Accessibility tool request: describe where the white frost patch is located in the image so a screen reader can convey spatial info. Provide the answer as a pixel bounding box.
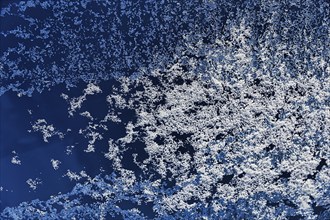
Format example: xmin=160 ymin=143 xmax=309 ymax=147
xmin=79 ymin=122 xmax=106 ymax=153
xmin=65 ymin=145 xmax=75 ymax=155
xmin=50 ymin=159 xmax=61 ymax=170
xmin=31 ymin=119 xmax=64 ymax=142
xmin=65 ymin=170 xmax=81 ymax=181
xmin=104 ymin=139 xmax=120 ymax=161
xmin=84 ymin=83 xmax=102 ymax=95
xmin=64 ymin=170 xmax=91 ymax=182
xmin=11 ymin=151 xmax=21 ymax=165
xmin=117 ymin=122 xmax=137 ymax=145
xmin=63 ymin=83 xmax=102 ymax=116
xmin=80 ymin=111 xmax=94 ymax=120
xmin=26 ymin=178 xmax=42 ymax=190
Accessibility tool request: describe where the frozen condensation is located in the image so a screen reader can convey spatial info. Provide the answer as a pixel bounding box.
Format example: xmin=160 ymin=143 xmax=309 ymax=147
xmin=1 ymin=0 xmax=330 ymax=219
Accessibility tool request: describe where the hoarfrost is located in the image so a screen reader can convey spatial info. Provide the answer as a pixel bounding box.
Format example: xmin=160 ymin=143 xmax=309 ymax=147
xmin=11 ymin=151 xmax=21 ymax=165
xmin=64 ymin=83 xmax=102 ymax=116
xmin=31 ymin=119 xmax=64 ymax=142
xmin=1 ymin=0 xmax=330 ymax=219
xmin=50 ymin=159 xmax=61 ymax=170
xmin=26 ymin=178 xmax=42 ymax=191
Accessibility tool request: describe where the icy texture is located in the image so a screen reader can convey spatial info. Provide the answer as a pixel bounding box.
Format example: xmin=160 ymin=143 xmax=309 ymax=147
xmin=1 ymin=0 xmax=218 ymax=96
xmin=26 ymin=178 xmax=42 ymax=191
xmin=31 ymin=119 xmax=64 ymax=142
xmin=11 ymin=151 xmax=21 ymax=165
xmin=1 ymin=0 xmax=330 ymax=219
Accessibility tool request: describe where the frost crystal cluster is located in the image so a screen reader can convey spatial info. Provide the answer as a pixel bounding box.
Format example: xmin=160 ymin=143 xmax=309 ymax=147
xmin=1 ymin=0 xmax=330 ymax=219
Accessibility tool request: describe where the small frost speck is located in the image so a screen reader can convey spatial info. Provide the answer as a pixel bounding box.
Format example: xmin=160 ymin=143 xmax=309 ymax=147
xmin=50 ymin=159 xmax=61 ymax=170
xmin=26 ymin=178 xmax=42 ymax=190
xmin=11 ymin=151 xmax=21 ymax=165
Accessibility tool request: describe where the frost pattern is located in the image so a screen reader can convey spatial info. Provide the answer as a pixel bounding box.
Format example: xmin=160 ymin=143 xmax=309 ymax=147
xmin=26 ymin=178 xmax=42 ymax=191
xmin=0 ymin=0 xmax=218 ymax=96
xmin=11 ymin=151 xmax=21 ymax=165
xmin=1 ymin=0 xmax=330 ymax=219
xmin=31 ymin=119 xmax=64 ymax=142
xmin=63 ymin=83 xmax=102 ymax=116
xmin=50 ymin=159 xmax=61 ymax=170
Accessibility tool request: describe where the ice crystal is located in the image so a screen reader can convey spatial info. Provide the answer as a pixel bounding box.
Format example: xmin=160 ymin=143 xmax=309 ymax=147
xmin=10 ymin=151 xmax=21 ymax=165
xmin=31 ymin=119 xmax=64 ymax=142
xmin=50 ymin=159 xmax=61 ymax=170
xmin=1 ymin=0 xmax=330 ymax=219
xmin=26 ymin=178 xmax=42 ymax=191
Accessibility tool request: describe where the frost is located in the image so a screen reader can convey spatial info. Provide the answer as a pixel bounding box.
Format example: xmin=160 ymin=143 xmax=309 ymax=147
xmin=104 ymin=140 xmax=120 ymax=162
xmin=64 ymin=170 xmax=92 ymax=183
xmin=11 ymin=151 xmax=21 ymax=165
xmin=50 ymin=159 xmax=61 ymax=170
xmin=79 ymin=123 xmax=105 ymax=153
xmin=117 ymin=122 xmax=137 ymax=145
xmin=64 ymin=83 xmax=102 ymax=116
xmin=84 ymin=83 xmax=102 ymax=95
xmin=26 ymin=178 xmax=42 ymax=191
xmin=80 ymin=111 xmax=94 ymax=120
xmin=65 ymin=145 xmax=75 ymax=155
xmin=31 ymin=119 xmax=64 ymax=142
xmin=65 ymin=170 xmax=82 ymax=181
xmin=1 ymin=0 xmax=330 ymax=219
